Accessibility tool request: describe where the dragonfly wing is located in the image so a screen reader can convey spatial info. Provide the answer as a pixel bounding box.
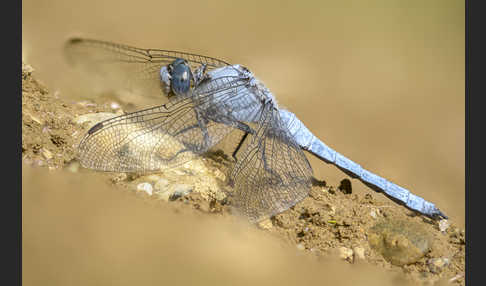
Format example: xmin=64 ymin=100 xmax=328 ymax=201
xmin=77 ymin=74 xmax=257 ymax=173
xmin=229 ymin=102 xmax=313 ymax=223
xmin=64 ymin=37 xmax=230 ymax=100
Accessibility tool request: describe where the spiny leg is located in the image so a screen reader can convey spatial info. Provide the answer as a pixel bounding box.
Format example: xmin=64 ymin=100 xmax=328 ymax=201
xmin=193 ymin=64 xmax=209 ymax=86
xmin=232 ymin=132 xmax=249 ymax=162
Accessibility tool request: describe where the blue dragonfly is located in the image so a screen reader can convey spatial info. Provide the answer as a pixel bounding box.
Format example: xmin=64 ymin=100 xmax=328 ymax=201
xmin=65 ymin=38 xmax=447 ymax=222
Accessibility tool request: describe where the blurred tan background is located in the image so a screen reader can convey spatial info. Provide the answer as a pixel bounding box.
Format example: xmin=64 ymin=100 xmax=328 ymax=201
xmin=23 ymin=0 xmax=464 ymax=225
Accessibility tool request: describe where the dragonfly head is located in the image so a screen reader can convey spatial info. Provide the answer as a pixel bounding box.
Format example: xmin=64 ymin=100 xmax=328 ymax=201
xmin=165 ymin=58 xmax=192 ymax=97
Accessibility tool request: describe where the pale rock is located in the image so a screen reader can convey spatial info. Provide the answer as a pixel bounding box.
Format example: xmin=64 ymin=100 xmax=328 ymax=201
xmin=22 ymin=62 xmax=34 ymax=74
xmin=257 ymin=218 xmax=273 ymax=230
xmin=110 ymin=102 xmax=121 ymax=110
xmin=370 ymin=208 xmax=381 ymax=219
xmin=438 ymin=219 xmax=450 ymax=233
xmin=338 ymin=247 xmax=354 ymax=261
xmin=448 ymin=273 xmax=464 ymax=283
xmin=427 ymin=257 xmax=450 ymax=274
xmin=41 ymin=148 xmax=53 ymax=160
xmin=136 ymin=182 xmax=153 ymax=196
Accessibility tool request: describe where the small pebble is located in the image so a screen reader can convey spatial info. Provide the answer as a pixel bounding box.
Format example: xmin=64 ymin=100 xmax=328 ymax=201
xmin=41 ymin=148 xmax=53 ymax=160
xmin=110 ymin=102 xmax=121 ymax=110
xmin=370 ymin=209 xmax=380 ymax=219
xmin=257 ymin=218 xmax=273 ymax=230
xmin=448 ymin=273 xmax=463 ymax=283
xmin=296 ymin=243 xmax=305 ymax=251
xmin=427 ymin=257 xmax=450 ymax=274
xmin=136 ymin=182 xmax=153 ymax=196
xmin=111 ymin=173 xmax=128 ymax=183
xmin=338 ymin=247 xmax=354 ymax=261
xmin=329 ymin=205 xmax=336 ymax=215
xmin=22 ymin=62 xmax=34 ymax=74
xmin=438 ymin=219 xmax=450 ymax=233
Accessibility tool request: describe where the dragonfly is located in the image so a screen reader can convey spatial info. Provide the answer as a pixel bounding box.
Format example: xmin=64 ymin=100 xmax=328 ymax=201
xmin=64 ymin=38 xmax=447 ymax=222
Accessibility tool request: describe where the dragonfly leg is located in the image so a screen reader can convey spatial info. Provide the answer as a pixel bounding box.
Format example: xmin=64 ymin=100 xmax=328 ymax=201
xmin=232 ymin=132 xmax=249 ymax=162
xmin=193 ymin=64 xmax=209 ymax=86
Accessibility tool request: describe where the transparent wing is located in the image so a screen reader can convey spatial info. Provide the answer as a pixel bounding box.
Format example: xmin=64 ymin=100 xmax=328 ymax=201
xmin=229 ymin=102 xmax=313 ymax=223
xmin=64 ymin=37 xmax=230 ymax=99
xmin=77 ymin=75 xmax=255 ymax=173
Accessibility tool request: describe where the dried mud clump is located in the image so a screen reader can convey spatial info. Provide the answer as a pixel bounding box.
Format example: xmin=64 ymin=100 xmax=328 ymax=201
xmin=21 ymin=62 xmax=110 ymax=170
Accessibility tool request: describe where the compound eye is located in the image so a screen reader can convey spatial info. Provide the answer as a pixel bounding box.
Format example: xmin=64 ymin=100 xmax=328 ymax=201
xmin=181 ymin=70 xmax=189 ymax=81
xmin=172 ymin=69 xmax=191 ymax=95
xmin=173 ymin=78 xmax=190 ymax=94
xmin=168 ymin=58 xmax=192 ymax=96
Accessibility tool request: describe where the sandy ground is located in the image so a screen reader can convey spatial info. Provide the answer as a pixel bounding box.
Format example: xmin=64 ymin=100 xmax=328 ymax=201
xmin=22 ymin=61 xmax=464 ymax=285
